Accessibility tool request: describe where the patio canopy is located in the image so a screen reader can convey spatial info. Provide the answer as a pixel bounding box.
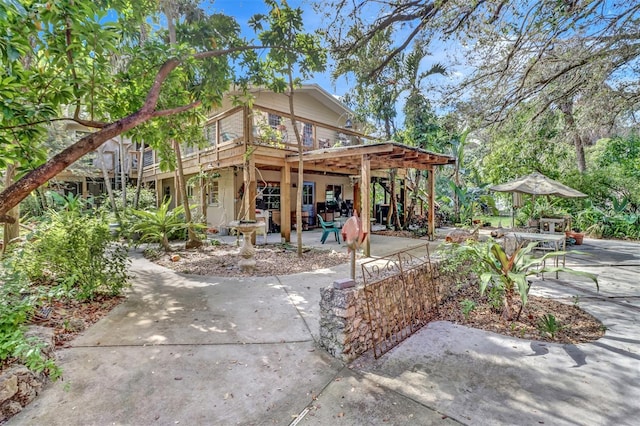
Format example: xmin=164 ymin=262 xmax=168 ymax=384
xmin=490 ymin=172 xmax=587 ymax=198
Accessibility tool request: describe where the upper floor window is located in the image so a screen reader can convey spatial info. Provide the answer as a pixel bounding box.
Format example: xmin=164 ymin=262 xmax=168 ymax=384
xmin=205 ymin=123 xmax=217 ymax=146
xmin=143 ymin=150 xmax=154 ymax=167
xmin=268 ymin=113 xmax=282 ymax=128
xmin=302 ymin=122 xmax=313 ymax=147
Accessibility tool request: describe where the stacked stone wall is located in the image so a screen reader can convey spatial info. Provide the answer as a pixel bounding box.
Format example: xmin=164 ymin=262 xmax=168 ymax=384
xmin=319 ymin=260 xmax=466 ymax=362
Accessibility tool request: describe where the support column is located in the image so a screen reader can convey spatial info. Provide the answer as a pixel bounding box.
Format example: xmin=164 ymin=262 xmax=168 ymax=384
xmin=371 ymin=179 xmax=376 ymax=226
xmin=401 ymin=176 xmax=407 ymax=226
xmin=281 ymin=162 xmax=291 ymax=242
xmin=361 ymin=155 xmax=371 ymax=257
xmin=428 ymin=166 xmax=435 ymax=241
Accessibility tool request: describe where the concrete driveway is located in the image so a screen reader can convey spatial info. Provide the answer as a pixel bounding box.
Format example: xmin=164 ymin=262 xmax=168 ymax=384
xmin=9 ymin=235 xmax=640 ymax=425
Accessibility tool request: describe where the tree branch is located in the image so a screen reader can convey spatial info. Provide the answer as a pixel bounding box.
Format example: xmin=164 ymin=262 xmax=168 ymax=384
xmin=151 ymin=101 xmax=202 ymax=118
xmin=0 ymin=117 xmax=109 ymax=131
xmin=0 ymin=44 xmax=283 ymax=219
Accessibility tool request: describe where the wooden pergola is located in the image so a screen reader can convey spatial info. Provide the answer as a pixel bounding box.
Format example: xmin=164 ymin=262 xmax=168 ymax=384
xmin=284 ymin=142 xmax=455 ymax=255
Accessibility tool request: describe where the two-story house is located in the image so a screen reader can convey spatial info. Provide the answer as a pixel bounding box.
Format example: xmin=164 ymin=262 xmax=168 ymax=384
xmin=139 ymin=84 xmax=455 ymax=252
xmin=52 ymin=84 xmax=454 ymax=252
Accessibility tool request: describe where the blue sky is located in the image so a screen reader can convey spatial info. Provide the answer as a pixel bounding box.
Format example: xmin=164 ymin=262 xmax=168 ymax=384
xmin=206 ymin=0 xmax=345 ymax=94
xmin=205 ymin=0 xmax=466 ymax=116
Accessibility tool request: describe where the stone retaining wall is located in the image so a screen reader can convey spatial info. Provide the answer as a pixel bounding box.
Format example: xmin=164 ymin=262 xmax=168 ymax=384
xmin=319 ymin=260 xmax=467 ymax=362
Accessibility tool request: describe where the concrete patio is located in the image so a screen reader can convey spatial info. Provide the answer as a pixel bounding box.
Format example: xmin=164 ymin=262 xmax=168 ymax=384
xmin=9 ymin=233 xmax=640 ymax=425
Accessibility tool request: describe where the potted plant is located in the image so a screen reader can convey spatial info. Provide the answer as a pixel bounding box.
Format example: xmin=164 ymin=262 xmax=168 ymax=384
xmin=565 ymin=228 xmax=585 ymax=245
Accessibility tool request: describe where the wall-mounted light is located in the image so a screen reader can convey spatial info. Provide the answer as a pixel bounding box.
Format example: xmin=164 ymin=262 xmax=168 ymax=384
xmin=344 ymin=118 xmax=353 ymax=129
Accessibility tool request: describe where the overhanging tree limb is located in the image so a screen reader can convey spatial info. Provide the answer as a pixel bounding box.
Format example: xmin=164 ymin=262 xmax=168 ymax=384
xmin=0 ymin=45 xmax=271 ymax=219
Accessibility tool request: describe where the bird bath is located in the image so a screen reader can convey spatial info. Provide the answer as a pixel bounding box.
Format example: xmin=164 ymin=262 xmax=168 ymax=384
xmin=228 ymin=220 xmax=263 ymax=273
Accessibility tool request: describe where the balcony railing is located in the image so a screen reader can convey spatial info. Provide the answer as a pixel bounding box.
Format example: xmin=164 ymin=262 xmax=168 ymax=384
xmin=141 ymin=106 xmax=376 ymax=170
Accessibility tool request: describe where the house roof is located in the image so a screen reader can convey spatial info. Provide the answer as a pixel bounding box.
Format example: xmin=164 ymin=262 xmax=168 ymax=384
xmin=285 ymin=142 xmax=455 ymax=174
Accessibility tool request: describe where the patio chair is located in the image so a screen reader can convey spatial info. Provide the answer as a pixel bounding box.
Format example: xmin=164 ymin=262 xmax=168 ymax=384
xmin=317 ymin=214 xmax=340 ymax=244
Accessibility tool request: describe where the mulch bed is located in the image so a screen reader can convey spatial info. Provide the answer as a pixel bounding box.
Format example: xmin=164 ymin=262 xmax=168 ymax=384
xmin=433 ymin=284 xmax=605 ymax=344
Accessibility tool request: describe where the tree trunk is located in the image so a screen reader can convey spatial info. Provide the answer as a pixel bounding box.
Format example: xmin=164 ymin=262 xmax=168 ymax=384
xmin=285 ymin=69 xmax=305 ymax=257
xmin=2 ymin=165 xmax=20 ymax=256
xmin=573 ymin=133 xmax=587 ymax=173
xmin=174 ymin=140 xmax=202 ymax=249
xmin=559 ymin=100 xmax=587 ymax=173
xmin=405 ymin=170 xmax=421 ymax=226
xmin=199 ymin=172 xmax=208 ymax=225
xmin=133 ymin=141 xmax=145 ymax=209
xmin=118 ymin=136 xmax=127 ymax=204
xmin=99 ymin=147 xmax=118 ymax=216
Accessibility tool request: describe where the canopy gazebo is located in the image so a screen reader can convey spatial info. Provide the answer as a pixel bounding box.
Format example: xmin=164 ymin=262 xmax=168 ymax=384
xmin=490 ymin=172 xmax=587 ymax=228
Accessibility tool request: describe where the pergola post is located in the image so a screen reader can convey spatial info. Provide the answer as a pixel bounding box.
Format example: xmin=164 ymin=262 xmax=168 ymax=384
xmin=361 ymin=155 xmax=371 ymax=256
xmin=428 ymin=166 xmax=435 ymax=241
xmin=281 ymin=162 xmax=291 ymax=242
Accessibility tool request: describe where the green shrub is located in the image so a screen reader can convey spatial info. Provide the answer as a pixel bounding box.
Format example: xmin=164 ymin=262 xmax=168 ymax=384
xmin=110 ymin=185 xmax=157 ymax=212
xmin=435 ymin=242 xmax=476 ymax=285
xmin=14 ymin=209 xmax=130 ymax=301
xmin=0 ymin=264 xmax=61 ymax=379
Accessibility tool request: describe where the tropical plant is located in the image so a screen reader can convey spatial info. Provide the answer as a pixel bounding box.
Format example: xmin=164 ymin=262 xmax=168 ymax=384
xmin=48 ymin=192 xmax=87 ymax=213
xmin=538 ymin=314 xmax=561 ymax=339
xmin=460 ymin=299 xmax=476 ymax=320
xmin=462 ymin=240 xmax=598 ymax=321
xmin=130 ymin=199 xmax=192 ymax=251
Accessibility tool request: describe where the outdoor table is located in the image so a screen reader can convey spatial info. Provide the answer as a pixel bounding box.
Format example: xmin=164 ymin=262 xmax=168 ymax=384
xmin=511 ymin=232 xmax=566 ymax=278
xmin=334 ymin=217 xmax=347 ymax=228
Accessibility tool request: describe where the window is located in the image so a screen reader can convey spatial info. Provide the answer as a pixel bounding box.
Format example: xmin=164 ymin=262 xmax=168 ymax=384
xmin=143 ymin=150 xmax=154 ymax=167
xmin=302 ymin=182 xmax=314 ymax=205
xmin=182 ymin=143 xmax=196 ymax=156
xmin=207 ymin=180 xmax=219 ymax=205
xmin=268 ymin=113 xmax=282 ymax=128
xmin=257 ymin=182 xmax=280 ymax=210
xmin=204 ymin=123 xmax=217 ymax=146
xmin=302 ymin=122 xmax=313 ymax=147
xmin=325 ymin=184 xmax=342 ymax=211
